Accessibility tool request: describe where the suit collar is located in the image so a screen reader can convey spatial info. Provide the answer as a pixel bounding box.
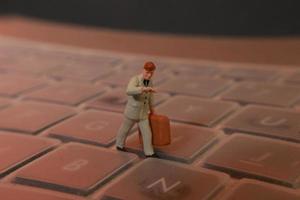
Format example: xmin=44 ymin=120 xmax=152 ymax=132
xmin=137 ymin=73 xmax=152 ymax=86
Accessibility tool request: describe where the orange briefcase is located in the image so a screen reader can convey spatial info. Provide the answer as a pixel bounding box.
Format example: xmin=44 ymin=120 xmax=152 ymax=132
xmin=138 ymin=113 xmax=171 ymax=146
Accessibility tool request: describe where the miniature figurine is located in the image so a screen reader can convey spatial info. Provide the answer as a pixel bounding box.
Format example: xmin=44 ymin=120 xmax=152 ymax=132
xmin=116 ymin=61 xmax=157 ymax=157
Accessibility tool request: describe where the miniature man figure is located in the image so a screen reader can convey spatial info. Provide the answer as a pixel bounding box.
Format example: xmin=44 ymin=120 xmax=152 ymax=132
xmin=116 ymin=61 xmax=157 ymax=157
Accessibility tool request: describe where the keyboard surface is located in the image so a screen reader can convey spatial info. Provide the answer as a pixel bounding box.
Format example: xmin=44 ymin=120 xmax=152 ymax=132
xmin=0 ymin=37 xmax=299 ymax=199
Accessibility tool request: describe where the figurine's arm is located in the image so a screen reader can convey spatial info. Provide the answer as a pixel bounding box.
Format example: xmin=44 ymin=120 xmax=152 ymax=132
xmin=149 ymin=93 xmax=155 ymax=114
xmin=149 ymin=81 xmax=155 ymax=114
xmin=126 ymin=76 xmax=143 ymax=95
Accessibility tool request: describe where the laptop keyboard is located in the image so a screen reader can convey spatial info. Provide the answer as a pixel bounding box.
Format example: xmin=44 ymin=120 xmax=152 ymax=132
xmin=0 ymin=37 xmax=299 ymax=199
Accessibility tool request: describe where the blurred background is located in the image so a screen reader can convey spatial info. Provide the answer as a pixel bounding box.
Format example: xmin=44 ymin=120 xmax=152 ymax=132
xmin=0 ymin=0 xmax=299 ymax=65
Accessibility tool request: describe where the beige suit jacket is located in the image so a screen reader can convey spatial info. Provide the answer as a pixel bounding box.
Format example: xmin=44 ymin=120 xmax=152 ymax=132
xmin=124 ymin=74 xmax=154 ymax=120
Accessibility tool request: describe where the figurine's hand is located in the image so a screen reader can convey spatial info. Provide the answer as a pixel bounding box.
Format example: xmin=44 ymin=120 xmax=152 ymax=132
xmin=141 ymin=87 xmax=148 ymax=93
xmin=150 ymin=107 xmax=155 ymax=114
xmin=147 ymin=87 xmax=156 ymax=93
xmin=142 ymin=87 xmax=156 ymax=93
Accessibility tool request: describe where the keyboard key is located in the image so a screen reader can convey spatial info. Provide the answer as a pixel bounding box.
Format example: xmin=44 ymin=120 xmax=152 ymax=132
xmin=295 ymin=102 xmax=300 ymax=111
xmin=168 ymin=63 xmax=220 ymax=77
xmin=0 ymin=97 xmax=10 ymax=109
xmin=204 ymin=134 xmax=300 ymax=188
xmin=221 ymin=82 xmax=300 ymax=107
xmin=0 ymin=131 xmax=59 ymax=177
xmin=47 ymin=110 xmax=124 ymax=147
xmin=0 ymin=184 xmax=86 ymax=200
xmin=48 ymin=66 xmax=114 ymax=82
xmin=0 ymin=47 xmax=61 ymax=75
xmin=221 ymin=67 xmax=279 ymax=81
xmin=46 ymin=53 xmax=119 ymax=70
xmin=100 ymin=159 xmax=229 ymax=200
xmin=102 ymin=71 xmax=136 ymax=87
xmin=5 ymin=56 xmax=59 ymax=75
xmin=153 ymin=92 xmax=171 ymax=105
xmin=102 ymin=70 xmax=168 ymax=87
xmin=284 ymin=72 xmax=300 ymax=85
xmin=0 ymin=74 xmax=45 ymax=97
xmin=86 ymin=88 xmax=170 ymax=113
xmin=0 ymin=66 xmax=9 ymax=74
xmin=85 ymin=88 xmax=127 ymax=112
xmin=13 ymin=143 xmax=137 ymax=196
xmin=156 ymin=95 xmax=238 ymax=127
xmin=159 ymin=76 xmax=231 ymax=97
xmin=222 ymin=105 xmax=300 ymax=142
xmin=0 ymin=102 xmax=75 ymax=134
xmin=126 ymin=122 xmax=218 ymax=163
xmin=219 ymin=179 xmax=300 ymax=200
xmin=25 ymin=83 xmax=105 ymax=106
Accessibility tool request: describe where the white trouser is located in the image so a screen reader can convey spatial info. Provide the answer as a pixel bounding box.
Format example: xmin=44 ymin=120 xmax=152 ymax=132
xmin=116 ymin=117 xmax=154 ymax=156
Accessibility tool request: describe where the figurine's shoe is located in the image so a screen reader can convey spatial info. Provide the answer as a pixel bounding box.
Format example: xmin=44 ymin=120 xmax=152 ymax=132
xmin=116 ymin=146 xmax=127 ymax=152
xmin=145 ymin=153 xmax=159 ymax=158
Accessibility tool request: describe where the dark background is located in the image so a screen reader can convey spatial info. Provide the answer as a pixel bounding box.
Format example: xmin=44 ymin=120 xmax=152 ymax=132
xmin=0 ymin=0 xmax=299 ymax=36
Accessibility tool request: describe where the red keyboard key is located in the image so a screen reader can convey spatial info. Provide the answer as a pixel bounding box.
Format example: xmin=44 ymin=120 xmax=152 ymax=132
xmin=126 ymin=122 xmax=218 ymax=163
xmin=47 ymin=110 xmax=124 ymax=147
xmin=221 ymin=82 xmax=300 ymax=107
xmin=86 ymin=88 xmax=170 ymax=113
xmin=157 ymin=95 xmax=238 ymax=127
xmin=85 ymin=88 xmax=127 ymax=113
xmin=168 ymin=62 xmax=220 ymax=77
xmin=159 ymin=77 xmax=231 ymax=97
xmin=204 ymin=134 xmax=300 ymax=188
xmin=0 ymin=102 xmax=75 ymax=134
xmin=102 ymin=70 xmax=168 ymax=87
xmin=285 ymin=72 xmax=300 ymax=85
xmin=13 ymin=143 xmax=137 ymax=196
xmin=222 ymin=105 xmax=300 ymax=142
xmin=0 ymin=184 xmax=87 ymax=200
xmin=219 ymin=179 xmax=300 ymax=200
xmin=0 ymin=74 xmax=45 ymax=97
xmin=100 ymin=159 xmax=229 ymax=200
xmin=0 ymin=131 xmax=59 ymax=177
xmin=49 ymin=66 xmax=114 ymax=82
xmin=26 ymin=83 xmax=105 ymax=106
xmin=0 ymin=97 xmax=10 ymax=109
xmin=221 ymin=67 xmax=279 ymax=81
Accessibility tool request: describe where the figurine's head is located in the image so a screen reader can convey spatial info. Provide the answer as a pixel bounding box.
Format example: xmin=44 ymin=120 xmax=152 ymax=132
xmin=143 ymin=61 xmax=156 ymax=80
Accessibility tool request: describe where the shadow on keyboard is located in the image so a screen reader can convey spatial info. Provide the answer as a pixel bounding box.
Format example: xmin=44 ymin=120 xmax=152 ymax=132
xmin=0 ymin=37 xmax=299 ymax=199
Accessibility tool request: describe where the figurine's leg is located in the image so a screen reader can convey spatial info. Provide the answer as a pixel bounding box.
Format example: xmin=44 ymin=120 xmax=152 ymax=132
xmin=138 ymin=119 xmax=154 ymax=156
xmin=116 ymin=117 xmax=135 ymax=148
